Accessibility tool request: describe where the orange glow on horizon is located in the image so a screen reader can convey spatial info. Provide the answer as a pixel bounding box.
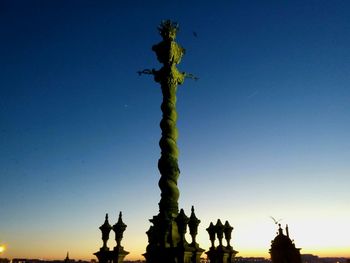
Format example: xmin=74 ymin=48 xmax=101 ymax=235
xmin=0 ymin=245 xmax=5 ymax=253
xmin=4 ymin=247 xmax=350 ymax=261
xmin=3 ymin=213 xmax=350 ymax=261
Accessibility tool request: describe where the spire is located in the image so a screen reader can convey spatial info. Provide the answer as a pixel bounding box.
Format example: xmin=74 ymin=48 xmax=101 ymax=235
xmin=286 ymin=224 xmax=289 ymax=237
xmin=94 ymin=212 xmax=129 ymax=263
xmin=188 ymin=206 xmax=201 ymax=246
xmin=99 ymin=213 xmax=112 ymax=250
xmin=278 ymin=224 xmax=283 ymax=235
xmin=64 ymin=252 xmax=70 ymax=263
xmin=113 ymin=211 xmax=127 ymax=248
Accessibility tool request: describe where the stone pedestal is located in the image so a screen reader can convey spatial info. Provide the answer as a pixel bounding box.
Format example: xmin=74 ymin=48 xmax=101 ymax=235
xmin=111 ymin=246 xmax=129 ymax=263
xmin=144 ymin=208 xmax=204 ymax=263
xmin=94 ymin=246 xmax=129 ymax=263
xmin=94 ymin=248 xmax=110 ymax=263
xmin=206 ymin=245 xmax=238 ymax=263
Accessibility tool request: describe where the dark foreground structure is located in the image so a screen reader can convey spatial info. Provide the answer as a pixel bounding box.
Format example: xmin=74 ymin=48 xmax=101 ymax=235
xmin=94 ymin=20 xmax=238 ymax=263
xmin=94 ymin=213 xmax=129 ymax=263
xmin=270 ymin=224 xmax=301 ymax=263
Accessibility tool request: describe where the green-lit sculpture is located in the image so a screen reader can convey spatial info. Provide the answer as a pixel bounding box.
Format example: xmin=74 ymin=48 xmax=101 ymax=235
xmin=139 ymin=20 xmax=195 ymax=218
xmin=154 ymin=20 xmax=184 ymax=216
xmin=139 ymin=20 xmax=203 ymax=263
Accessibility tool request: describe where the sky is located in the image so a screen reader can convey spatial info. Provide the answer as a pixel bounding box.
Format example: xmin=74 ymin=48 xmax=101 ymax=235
xmin=1 ymin=0 xmax=350 ymax=260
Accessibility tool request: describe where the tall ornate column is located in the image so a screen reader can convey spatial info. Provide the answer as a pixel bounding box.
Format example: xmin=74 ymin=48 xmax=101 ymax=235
xmin=140 ymin=20 xmax=202 ymax=263
xmin=139 ymin=19 xmax=190 ymax=218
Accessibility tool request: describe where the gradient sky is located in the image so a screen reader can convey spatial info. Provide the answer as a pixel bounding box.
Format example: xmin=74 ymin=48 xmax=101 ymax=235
xmin=1 ymin=0 xmax=350 ymax=260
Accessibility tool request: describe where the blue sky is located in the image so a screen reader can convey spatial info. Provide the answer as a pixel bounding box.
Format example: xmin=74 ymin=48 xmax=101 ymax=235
xmin=0 ymin=0 xmax=349 ymax=260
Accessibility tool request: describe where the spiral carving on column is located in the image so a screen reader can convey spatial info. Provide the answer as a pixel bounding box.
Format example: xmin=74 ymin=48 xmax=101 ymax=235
xmin=152 ymin=20 xmax=185 ymax=216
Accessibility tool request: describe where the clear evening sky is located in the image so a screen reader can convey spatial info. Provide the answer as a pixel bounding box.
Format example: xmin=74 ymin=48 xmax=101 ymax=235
xmin=1 ymin=0 xmax=349 ymax=260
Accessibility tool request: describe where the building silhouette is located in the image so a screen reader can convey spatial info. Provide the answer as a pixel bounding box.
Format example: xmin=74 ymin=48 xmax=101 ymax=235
xmin=270 ymin=224 xmax=301 ymax=263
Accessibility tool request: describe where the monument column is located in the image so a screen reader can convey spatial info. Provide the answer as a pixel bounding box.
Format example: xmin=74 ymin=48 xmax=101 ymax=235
xmin=140 ymin=20 xmax=201 ymax=263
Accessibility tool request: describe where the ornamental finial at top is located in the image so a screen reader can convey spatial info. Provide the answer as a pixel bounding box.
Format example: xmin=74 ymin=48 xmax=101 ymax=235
xmin=158 ymin=20 xmax=179 ymax=41
xmin=137 ymin=20 xmax=198 ymax=81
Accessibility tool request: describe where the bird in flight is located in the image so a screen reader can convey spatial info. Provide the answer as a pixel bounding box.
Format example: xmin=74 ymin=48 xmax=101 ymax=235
xmin=270 ymin=216 xmax=283 ymax=225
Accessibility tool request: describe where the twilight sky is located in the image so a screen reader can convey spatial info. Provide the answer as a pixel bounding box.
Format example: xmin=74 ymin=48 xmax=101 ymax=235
xmin=1 ymin=0 xmax=349 ymax=260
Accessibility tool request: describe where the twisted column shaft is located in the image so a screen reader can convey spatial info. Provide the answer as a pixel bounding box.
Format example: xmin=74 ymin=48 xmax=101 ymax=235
xmin=152 ymin=21 xmax=185 ymax=218
xmin=157 ymin=66 xmax=184 ymax=216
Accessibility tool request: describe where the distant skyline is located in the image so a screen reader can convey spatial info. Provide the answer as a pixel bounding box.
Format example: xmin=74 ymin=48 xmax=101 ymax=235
xmin=1 ymin=0 xmax=349 ymax=260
